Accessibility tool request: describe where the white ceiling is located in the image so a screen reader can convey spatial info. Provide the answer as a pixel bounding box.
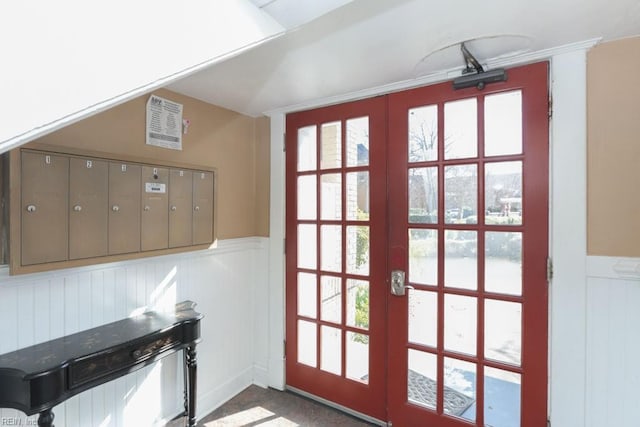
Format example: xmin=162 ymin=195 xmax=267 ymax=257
xmin=248 ymin=0 xmax=354 ymax=30
xmin=168 ymin=0 xmax=640 ymax=117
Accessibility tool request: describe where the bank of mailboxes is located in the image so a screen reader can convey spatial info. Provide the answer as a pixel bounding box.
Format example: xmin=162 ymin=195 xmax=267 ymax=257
xmin=21 ymin=150 xmax=214 ymax=266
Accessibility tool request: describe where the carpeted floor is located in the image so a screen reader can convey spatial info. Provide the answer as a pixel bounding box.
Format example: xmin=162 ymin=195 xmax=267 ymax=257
xmin=167 ymin=385 xmax=377 ymax=426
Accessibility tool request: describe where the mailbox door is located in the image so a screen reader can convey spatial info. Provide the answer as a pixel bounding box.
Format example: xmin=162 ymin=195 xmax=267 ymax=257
xmin=21 ymin=151 xmax=69 ymax=265
xmin=141 ymin=166 xmax=169 ymax=251
xmin=169 ymin=169 xmax=193 ymax=248
xmin=192 ymin=171 xmax=214 ymax=245
xmin=109 ymin=162 xmax=141 ymax=255
xmin=69 ymin=158 xmax=109 ymax=260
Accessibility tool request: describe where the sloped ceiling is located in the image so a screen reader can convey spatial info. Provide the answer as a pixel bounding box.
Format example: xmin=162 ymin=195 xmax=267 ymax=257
xmin=0 ymin=0 xmax=284 ymax=152
xmin=168 ymin=0 xmax=640 ymax=117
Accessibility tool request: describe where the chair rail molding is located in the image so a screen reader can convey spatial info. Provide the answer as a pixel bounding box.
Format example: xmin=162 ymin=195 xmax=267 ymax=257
xmin=587 ymin=255 xmax=640 ymax=280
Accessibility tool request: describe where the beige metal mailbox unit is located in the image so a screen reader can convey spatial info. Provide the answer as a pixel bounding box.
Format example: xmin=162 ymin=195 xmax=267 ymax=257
xmin=12 ymin=147 xmax=215 ymax=275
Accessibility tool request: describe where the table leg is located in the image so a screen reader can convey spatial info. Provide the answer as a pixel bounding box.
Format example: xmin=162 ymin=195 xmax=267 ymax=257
xmin=37 ymin=409 xmax=54 ymax=427
xmin=183 ymin=349 xmax=189 ymax=417
xmin=185 ymin=345 xmax=197 ymax=427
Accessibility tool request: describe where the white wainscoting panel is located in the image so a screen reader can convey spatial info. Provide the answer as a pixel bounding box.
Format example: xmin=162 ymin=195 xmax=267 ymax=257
xmin=585 ymin=256 xmax=640 ymax=427
xmin=0 ymin=237 xmax=269 ymax=426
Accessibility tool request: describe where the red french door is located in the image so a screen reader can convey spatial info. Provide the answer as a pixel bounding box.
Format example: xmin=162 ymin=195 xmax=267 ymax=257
xmin=386 ymin=62 xmax=549 ymax=426
xmin=286 ymin=62 xmax=549 ymax=427
xmin=285 ymin=96 xmax=388 ymax=420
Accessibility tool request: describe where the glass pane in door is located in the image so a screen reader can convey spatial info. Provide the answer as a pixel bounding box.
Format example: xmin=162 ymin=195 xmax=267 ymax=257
xmin=484 ymin=367 xmax=521 ymax=427
xmin=321 ymin=275 xmax=342 ymax=323
xmin=298 ymin=125 xmax=317 ymax=171
xmin=346 ymin=331 xmax=369 ymax=383
xmin=409 ymin=105 xmax=438 ymax=162
xmin=408 ymin=229 xmax=437 ymax=285
xmin=298 ymin=175 xmax=317 ymax=220
xmin=485 ymin=231 xmax=522 ymax=295
xmin=484 ymin=300 xmax=522 ymax=365
xmin=321 ymin=325 xmax=342 ymax=375
xmin=346 ymin=171 xmax=369 ymax=220
xmin=409 ymin=167 xmax=438 ymax=224
xmin=408 ymin=349 xmax=437 ymax=411
xmin=321 ymin=122 xmax=342 ymax=169
xmin=321 ymin=225 xmax=342 ymax=272
xmin=408 ymin=290 xmax=437 ymax=348
xmin=321 ymin=173 xmax=341 ymax=220
xmin=443 ymin=357 xmax=476 ymax=421
xmin=444 ymin=230 xmax=477 ymax=290
xmin=297 ymin=225 xmax=316 ymax=270
xmin=346 ymin=117 xmax=369 ymax=166
xmin=444 ymin=294 xmax=477 ymax=356
xmin=485 ymin=161 xmax=522 ymax=225
xmin=485 ymin=91 xmax=522 ymax=157
xmin=346 ymin=279 xmax=369 ymax=329
xmin=297 ymin=272 xmax=317 ymax=318
xmin=444 ymin=98 xmax=477 ymax=159
xmin=346 ymin=226 xmax=369 ymax=275
xmin=298 ymin=320 xmax=317 ymax=367
xmin=445 ymin=164 xmax=477 ymax=224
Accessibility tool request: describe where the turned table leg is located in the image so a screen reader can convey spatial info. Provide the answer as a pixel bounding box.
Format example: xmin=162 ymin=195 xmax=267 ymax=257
xmin=183 ymin=349 xmax=189 ymax=417
xmin=185 ymin=345 xmax=198 ymax=427
xmin=38 ymin=408 xmax=54 ymax=427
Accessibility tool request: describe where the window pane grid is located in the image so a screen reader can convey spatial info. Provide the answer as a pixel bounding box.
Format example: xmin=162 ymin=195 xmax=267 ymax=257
xmin=403 ymin=91 xmax=526 ymax=425
xmin=296 ymin=116 xmax=372 ymax=382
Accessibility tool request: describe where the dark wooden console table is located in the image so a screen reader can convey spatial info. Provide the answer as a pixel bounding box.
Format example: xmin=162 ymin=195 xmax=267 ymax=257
xmin=0 ymin=300 xmax=203 ymax=427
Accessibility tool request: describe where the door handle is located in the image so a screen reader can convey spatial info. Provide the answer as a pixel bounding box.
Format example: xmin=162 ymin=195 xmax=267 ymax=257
xmin=390 ymin=270 xmax=414 ymax=296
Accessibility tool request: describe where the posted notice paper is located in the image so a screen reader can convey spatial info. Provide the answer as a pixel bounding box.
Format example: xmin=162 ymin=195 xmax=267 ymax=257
xmin=146 ymin=94 xmax=183 ymax=150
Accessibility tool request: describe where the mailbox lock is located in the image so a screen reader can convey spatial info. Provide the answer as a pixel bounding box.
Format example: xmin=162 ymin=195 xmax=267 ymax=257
xmin=170 ymin=206 xmax=177 ymax=212
xmin=73 ymin=205 xmax=82 ymax=212
xmin=144 ymin=206 xmax=150 ymax=212
xmin=26 ymin=205 xmax=36 ymax=213
xmin=112 ymin=205 xmax=120 ymax=212
xmin=194 ymin=206 xmax=200 ymax=212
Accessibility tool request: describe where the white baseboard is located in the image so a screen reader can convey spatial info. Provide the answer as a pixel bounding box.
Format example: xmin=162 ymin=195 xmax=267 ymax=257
xmin=253 ymin=364 xmax=270 ymax=388
xmin=196 ymin=366 xmax=254 ymax=421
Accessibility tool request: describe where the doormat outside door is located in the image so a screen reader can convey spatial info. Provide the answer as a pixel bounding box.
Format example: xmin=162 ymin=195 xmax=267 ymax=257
xmin=407 ymin=369 xmax=475 ymax=416
xmin=363 ymin=370 xmax=475 ymax=417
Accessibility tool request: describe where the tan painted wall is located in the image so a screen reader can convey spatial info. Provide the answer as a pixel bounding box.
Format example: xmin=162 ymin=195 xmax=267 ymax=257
xmin=24 ymin=88 xmax=270 ymax=239
xmin=255 ymin=116 xmax=271 ymax=235
xmin=587 ymin=37 xmax=640 ymax=256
